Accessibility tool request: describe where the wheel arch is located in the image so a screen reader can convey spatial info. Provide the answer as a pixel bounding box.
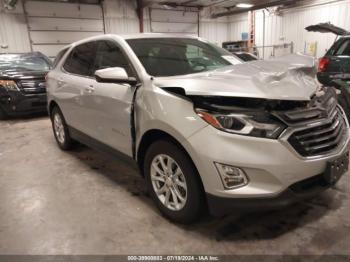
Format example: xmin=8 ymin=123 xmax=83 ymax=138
xmin=137 ymin=129 xmax=206 ymax=210
xmin=48 ymin=100 xmax=59 ymax=117
xmin=137 ymin=129 xmax=199 ymax=181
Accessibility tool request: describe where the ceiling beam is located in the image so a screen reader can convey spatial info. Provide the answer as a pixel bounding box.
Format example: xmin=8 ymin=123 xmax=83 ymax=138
xmin=211 ymin=0 xmax=298 ymax=18
xmin=205 ymin=0 xmax=233 ymax=7
xmin=182 ymin=0 xmax=199 ymax=4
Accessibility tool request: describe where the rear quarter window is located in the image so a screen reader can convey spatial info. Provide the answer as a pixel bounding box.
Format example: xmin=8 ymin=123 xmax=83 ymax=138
xmin=53 ymin=48 xmax=69 ymax=69
xmin=327 ymin=38 xmax=350 ymax=56
xmin=335 ymin=39 xmax=350 ymax=56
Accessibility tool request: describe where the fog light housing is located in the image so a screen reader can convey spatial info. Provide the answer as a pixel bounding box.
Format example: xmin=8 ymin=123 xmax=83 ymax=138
xmin=215 ymin=163 xmax=248 ymax=189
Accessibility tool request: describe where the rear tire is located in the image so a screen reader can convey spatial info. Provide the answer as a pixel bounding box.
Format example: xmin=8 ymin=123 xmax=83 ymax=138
xmin=144 ymin=140 xmax=205 ymax=224
xmin=51 ymin=106 xmax=74 ymax=150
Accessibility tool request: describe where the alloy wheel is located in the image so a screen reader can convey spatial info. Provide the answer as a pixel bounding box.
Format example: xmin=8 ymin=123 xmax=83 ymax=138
xmin=53 ymin=113 xmax=65 ymax=144
xmin=150 ymin=154 xmax=187 ymax=211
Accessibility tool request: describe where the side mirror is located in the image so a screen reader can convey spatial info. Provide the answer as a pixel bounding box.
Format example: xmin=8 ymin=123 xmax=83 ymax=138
xmin=95 ymin=67 xmax=137 ymax=85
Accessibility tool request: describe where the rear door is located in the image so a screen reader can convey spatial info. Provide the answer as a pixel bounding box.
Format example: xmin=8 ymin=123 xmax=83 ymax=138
xmin=60 ymin=41 xmax=98 ymax=136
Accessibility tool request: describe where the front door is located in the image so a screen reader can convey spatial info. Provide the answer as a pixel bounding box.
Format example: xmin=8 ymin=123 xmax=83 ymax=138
xmin=87 ymin=40 xmax=137 ymax=156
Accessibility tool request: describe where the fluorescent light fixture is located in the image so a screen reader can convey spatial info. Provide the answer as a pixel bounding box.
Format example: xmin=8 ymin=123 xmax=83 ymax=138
xmin=236 ymin=3 xmax=254 ymax=8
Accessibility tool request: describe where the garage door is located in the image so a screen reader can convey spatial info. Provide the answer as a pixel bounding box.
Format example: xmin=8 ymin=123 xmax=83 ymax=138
xmin=150 ymin=8 xmax=198 ymax=35
xmin=24 ymin=1 xmax=104 ymax=59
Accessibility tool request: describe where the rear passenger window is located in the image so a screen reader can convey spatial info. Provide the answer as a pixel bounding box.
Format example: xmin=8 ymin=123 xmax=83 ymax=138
xmin=335 ymin=40 xmax=350 ymax=56
xmin=94 ymin=40 xmax=134 ymax=76
xmin=63 ymin=42 xmax=97 ymax=76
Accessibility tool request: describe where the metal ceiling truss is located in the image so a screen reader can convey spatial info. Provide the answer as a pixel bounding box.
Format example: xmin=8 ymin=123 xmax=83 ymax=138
xmin=143 ymin=0 xmax=301 ymax=17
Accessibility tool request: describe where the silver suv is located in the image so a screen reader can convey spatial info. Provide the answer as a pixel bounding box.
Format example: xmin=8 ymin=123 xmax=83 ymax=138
xmin=47 ymin=34 xmax=350 ymax=223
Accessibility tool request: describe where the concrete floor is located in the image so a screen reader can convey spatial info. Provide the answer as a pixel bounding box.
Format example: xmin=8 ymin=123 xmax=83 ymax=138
xmin=1 ymin=116 xmax=350 ymax=255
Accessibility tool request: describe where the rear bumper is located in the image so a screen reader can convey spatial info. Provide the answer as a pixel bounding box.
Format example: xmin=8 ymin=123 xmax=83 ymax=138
xmin=207 ymin=173 xmax=332 ymax=216
xmin=0 ymin=90 xmax=47 ymax=116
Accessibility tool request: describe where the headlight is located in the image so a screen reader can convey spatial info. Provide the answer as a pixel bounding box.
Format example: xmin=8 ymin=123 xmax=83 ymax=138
xmin=195 ymin=108 xmax=285 ymax=139
xmin=0 ymin=80 xmax=19 ymax=91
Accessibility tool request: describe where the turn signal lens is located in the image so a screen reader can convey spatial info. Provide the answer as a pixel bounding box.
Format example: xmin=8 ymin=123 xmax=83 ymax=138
xmin=195 ymin=109 xmax=222 ymax=129
xmin=0 ymin=80 xmax=19 ymax=91
xmin=215 ymin=163 xmax=248 ymax=189
xmin=318 ymin=57 xmax=329 ymax=72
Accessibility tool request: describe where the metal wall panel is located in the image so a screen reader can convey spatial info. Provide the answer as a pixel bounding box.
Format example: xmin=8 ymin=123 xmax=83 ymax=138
xmin=254 ymin=10 xmax=283 ymax=58
xmin=24 ymin=0 xmax=103 ymax=58
xmin=254 ymin=0 xmax=350 ymax=58
xmin=0 ymin=13 xmax=31 ymax=53
xmin=151 ymin=21 xmax=197 ymax=34
xmin=199 ymin=20 xmax=228 ymax=46
xmin=30 ymin=31 xmax=100 ymax=44
xmin=32 ymin=44 xmax=67 ymax=58
xmin=199 ymin=8 xmax=229 ymax=46
xmin=0 ymin=0 xmax=31 ymax=53
xmin=227 ymin=13 xmax=249 ymax=42
xmin=28 ymin=17 xmax=103 ymax=31
xmin=281 ymin=0 xmax=350 ymax=57
xmin=25 ymin=1 xmax=102 ymax=19
xmin=152 ymin=9 xmax=198 ymax=23
xmin=103 ymin=0 xmax=139 ymax=34
xmin=105 ymin=18 xmax=139 ymax=34
xmin=150 ymin=8 xmax=199 ymax=35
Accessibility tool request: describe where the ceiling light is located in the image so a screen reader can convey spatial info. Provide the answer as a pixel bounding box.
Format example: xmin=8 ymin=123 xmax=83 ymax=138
xmin=236 ymin=3 xmax=254 ymax=8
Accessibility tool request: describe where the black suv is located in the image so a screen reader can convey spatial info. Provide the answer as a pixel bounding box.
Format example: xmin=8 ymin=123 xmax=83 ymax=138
xmin=306 ymin=23 xmax=350 ymax=118
xmin=0 ymin=52 xmax=52 ymax=119
xmin=306 ymin=23 xmax=350 ymax=87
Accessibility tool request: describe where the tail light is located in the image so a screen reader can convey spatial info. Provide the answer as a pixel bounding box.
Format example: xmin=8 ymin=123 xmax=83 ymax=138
xmin=318 ymin=57 xmax=330 ymax=72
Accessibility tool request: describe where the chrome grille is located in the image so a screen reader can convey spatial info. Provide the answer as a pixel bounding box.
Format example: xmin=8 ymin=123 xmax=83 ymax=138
xmin=287 ymin=107 xmax=347 ymax=157
xmin=18 ymin=80 xmax=46 ymax=94
xmin=277 ymin=87 xmax=338 ymax=125
xmin=276 ymin=87 xmax=349 ymax=157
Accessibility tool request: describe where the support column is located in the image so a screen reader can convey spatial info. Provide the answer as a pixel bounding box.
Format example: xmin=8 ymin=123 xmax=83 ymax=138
xmin=137 ymin=0 xmax=144 ymax=33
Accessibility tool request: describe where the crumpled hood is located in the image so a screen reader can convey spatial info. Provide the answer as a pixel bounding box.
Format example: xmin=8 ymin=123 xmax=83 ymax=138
xmin=154 ymin=54 xmax=318 ymax=101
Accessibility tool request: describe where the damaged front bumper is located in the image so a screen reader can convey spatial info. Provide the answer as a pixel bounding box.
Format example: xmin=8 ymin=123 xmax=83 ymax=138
xmin=184 ymin=87 xmax=350 ymax=217
xmin=186 ymin=124 xmax=350 ymax=216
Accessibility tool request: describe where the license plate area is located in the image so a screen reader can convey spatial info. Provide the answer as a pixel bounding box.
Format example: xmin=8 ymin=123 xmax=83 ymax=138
xmin=324 ymin=152 xmax=349 ymax=184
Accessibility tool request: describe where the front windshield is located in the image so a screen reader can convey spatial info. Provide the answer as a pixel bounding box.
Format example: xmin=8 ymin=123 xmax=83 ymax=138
xmin=0 ymin=54 xmax=52 ymax=72
xmin=127 ymin=38 xmax=238 ymax=77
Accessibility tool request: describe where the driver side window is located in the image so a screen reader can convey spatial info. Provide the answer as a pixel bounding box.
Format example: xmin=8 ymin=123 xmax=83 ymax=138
xmin=94 ymin=40 xmax=134 ymax=77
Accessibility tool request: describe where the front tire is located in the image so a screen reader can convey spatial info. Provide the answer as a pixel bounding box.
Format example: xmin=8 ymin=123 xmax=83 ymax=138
xmin=144 ymin=140 xmax=205 ymax=224
xmin=51 ymin=106 xmax=74 ymax=150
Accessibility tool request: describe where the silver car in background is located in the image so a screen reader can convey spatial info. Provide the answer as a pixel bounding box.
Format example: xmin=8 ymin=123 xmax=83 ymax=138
xmin=46 ymin=34 xmax=350 ymax=223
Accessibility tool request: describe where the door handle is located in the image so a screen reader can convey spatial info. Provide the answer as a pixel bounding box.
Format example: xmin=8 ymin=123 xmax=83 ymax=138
xmin=57 ymin=79 xmax=65 ymax=88
xmin=85 ymin=85 xmax=95 ymax=93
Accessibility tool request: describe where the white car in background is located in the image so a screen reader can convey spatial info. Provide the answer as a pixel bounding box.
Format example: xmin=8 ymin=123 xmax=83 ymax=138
xmin=46 ymin=34 xmax=349 ymax=223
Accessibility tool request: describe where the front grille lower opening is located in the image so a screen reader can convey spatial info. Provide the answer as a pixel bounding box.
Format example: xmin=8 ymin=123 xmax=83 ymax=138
xmin=289 ymin=174 xmax=328 ymax=194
